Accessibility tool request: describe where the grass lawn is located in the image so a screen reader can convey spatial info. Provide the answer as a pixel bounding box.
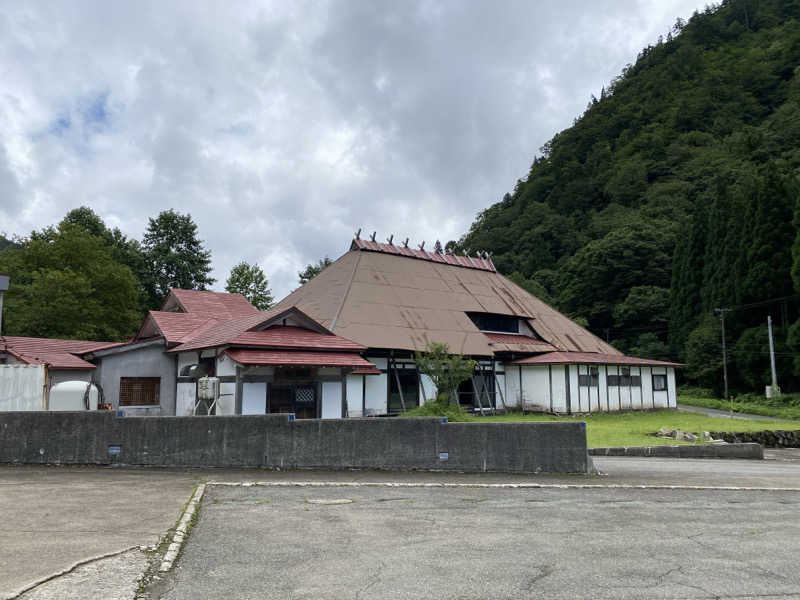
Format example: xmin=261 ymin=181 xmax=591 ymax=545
xmin=465 ymin=410 xmax=800 ymax=448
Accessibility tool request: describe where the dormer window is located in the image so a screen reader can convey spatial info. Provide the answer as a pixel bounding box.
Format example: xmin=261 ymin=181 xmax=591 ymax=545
xmin=467 ymin=313 xmax=519 ymax=334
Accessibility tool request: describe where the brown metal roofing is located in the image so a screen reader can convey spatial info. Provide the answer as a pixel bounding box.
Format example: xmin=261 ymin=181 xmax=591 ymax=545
xmin=483 ymin=332 xmax=558 ymax=353
xmin=164 ymin=289 xmax=261 ymax=318
xmin=273 ymin=246 xmax=619 ymax=357
xmin=224 ymin=349 xmax=376 ymax=368
xmin=511 ymin=351 xmax=682 ymax=367
xmin=1 ymin=336 xmax=121 ymax=369
xmin=351 ymin=238 xmax=496 ymax=271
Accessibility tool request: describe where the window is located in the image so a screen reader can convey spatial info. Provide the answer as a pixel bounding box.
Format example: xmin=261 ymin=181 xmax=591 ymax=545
xmin=389 ymin=368 xmax=420 ymax=414
xmin=608 ymin=368 xmax=641 ymax=387
xmin=578 ymin=367 xmax=599 ymax=387
xmin=467 ymin=313 xmax=519 ymax=333
xmin=652 ymin=374 xmax=667 ymax=392
xmin=119 ymin=377 xmax=160 ymax=406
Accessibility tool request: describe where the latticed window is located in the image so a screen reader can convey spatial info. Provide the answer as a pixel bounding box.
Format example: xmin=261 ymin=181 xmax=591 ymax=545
xmin=119 ymin=377 xmax=160 ymax=406
xmin=295 ymin=386 xmax=315 ymax=406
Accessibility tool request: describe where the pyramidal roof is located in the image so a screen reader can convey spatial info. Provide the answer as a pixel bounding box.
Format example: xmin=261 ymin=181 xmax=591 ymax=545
xmin=273 ymin=239 xmax=619 ymax=357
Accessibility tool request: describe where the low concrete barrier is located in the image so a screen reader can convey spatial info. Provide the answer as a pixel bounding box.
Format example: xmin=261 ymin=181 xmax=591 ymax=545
xmin=589 ymin=443 xmax=763 ymax=459
xmin=0 ymin=412 xmax=590 ymax=473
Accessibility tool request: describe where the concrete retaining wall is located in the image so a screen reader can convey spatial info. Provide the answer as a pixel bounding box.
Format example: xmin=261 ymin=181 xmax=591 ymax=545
xmin=0 ymin=412 xmax=589 ymax=473
xmin=589 ymin=443 xmax=763 ymax=459
xmin=709 ymin=430 xmax=800 ymax=448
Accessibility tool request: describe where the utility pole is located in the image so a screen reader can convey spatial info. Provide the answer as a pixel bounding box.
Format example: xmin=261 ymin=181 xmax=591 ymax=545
xmin=767 ymin=315 xmax=779 ymax=397
xmin=714 ymin=308 xmax=731 ymax=413
xmin=0 ymin=273 xmax=8 ymax=336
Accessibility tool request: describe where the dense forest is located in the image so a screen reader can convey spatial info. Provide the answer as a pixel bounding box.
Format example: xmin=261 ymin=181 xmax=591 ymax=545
xmin=457 ymin=0 xmax=800 ymax=394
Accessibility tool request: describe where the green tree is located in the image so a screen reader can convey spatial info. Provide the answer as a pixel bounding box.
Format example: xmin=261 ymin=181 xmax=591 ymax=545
xmin=225 ymin=262 xmax=273 ymax=310
xmin=59 ymin=206 xmax=148 ymax=309
xmin=0 ymin=223 xmax=140 ymax=340
xmin=298 ymin=256 xmax=332 ymax=285
xmin=141 ymin=210 xmax=215 ymax=307
xmin=413 ymin=341 xmax=477 ymax=405
xmin=684 ymin=315 xmax=723 ymax=393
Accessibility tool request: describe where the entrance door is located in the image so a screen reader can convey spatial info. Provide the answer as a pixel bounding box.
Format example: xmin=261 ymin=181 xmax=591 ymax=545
xmin=268 ymin=384 xmax=318 ymax=419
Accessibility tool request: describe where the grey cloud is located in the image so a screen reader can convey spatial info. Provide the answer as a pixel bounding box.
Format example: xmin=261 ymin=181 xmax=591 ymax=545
xmin=0 ymin=0 xmax=701 ymax=297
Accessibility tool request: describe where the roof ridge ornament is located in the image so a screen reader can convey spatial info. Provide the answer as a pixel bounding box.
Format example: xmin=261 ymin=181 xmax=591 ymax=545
xmin=418 ymin=241 xmax=425 ymax=250
xmin=387 ymin=234 xmax=394 ymax=245
xmin=403 ymin=238 xmax=409 ymax=248
xmin=355 ymin=228 xmax=361 ymax=240
xmin=370 ymin=231 xmax=376 ymax=242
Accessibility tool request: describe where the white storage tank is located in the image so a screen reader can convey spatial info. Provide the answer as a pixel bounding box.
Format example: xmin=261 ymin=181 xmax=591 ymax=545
xmin=49 ymin=381 xmax=99 ymax=411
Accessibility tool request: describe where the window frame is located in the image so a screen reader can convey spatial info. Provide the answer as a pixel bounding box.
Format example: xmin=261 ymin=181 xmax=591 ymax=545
xmin=119 ymin=377 xmax=161 ymax=407
xmin=652 ymin=373 xmax=668 ymax=392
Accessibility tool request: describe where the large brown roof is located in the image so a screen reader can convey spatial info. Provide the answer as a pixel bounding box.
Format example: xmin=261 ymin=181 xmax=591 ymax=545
xmin=511 ymin=351 xmax=682 ymax=367
xmin=273 ymin=244 xmax=619 ymax=357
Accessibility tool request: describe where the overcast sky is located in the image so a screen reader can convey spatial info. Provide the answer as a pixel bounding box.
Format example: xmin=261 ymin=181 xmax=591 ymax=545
xmin=1 ymin=0 xmax=702 ymax=299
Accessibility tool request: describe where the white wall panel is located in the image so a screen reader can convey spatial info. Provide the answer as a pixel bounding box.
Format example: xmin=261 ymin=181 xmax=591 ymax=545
xmin=242 ymin=382 xmax=267 ymax=414
xmin=364 ymin=372 xmax=387 ymax=415
xmin=346 ymin=375 xmax=364 ymax=417
xmin=550 ymin=365 xmax=567 ymax=412
xmin=505 ymin=365 xmax=520 ymax=408
xmin=176 ymin=382 xmax=196 ymax=416
xmin=321 ymin=381 xmax=342 ymax=419
xmin=0 ymin=365 xmax=45 ymax=411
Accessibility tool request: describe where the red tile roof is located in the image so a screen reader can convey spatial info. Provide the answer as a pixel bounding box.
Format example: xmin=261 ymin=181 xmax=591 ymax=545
xmin=167 ymin=289 xmax=260 ymax=318
xmin=483 ymin=332 xmax=557 ymax=353
xmin=146 ymin=312 xmax=221 ymax=345
xmin=167 ymin=308 xmax=288 ymax=353
xmin=351 ymin=238 xmax=496 ymax=272
xmin=511 ymin=351 xmax=682 ymax=367
xmin=224 ymin=349 xmax=377 ymax=368
xmin=232 ymin=326 xmax=365 ymax=351
xmin=1 ymin=336 xmax=120 ymax=369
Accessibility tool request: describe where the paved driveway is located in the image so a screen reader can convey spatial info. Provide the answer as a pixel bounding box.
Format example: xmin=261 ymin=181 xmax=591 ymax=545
xmin=0 ymin=467 xmax=198 ymax=599
xmin=155 ymin=483 xmax=800 ymax=600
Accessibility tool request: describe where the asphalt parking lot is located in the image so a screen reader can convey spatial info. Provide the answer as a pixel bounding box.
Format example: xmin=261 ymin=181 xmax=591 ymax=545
xmin=3 ymin=454 xmax=800 ymax=599
xmin=155 ymin=483 xmax=800 ymax=600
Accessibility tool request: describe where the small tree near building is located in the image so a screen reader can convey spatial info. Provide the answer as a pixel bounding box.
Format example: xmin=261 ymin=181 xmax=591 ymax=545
xmin=414 ymin=341 xmax=477 ymax=406
xmin=225 ymin=261 xmax=273 ymax=309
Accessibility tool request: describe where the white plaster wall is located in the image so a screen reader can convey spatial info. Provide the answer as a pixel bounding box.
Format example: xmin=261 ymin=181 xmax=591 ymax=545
xmin=369 ymin=357 xmax=388 ymax=370
xmin=217 ymin=382 xmax=236 ymax=415
xmin=504 ymin=365 xmax=520 ymax=408
xmin=176 ymin=382 xmax=196 ymax=416
xmin=216 ymin=353 xmax=236 ymax=377
xmin=641 ymin=367 xmax=654 ymax=409
xmin=177 ymin=352 xmax=199 ymax=373
xmin=630 ymin=367 xmax=643 ymax=409
xmin=242 ymin=382 xmax=267 ymax=414
xmin=495 ymin=370 xmax=507 ymax=408
xmin=568 ymin=365 xmax=579 ymax=413
xmin=346 ymin=375 xmax=364 ymax=417
xmin=321 ymin=381 xmax=342 ymax=418
xmin=419 ymin=373 xmax=436 ymax=404
xmin=520 ymin=366 xmax=550 ymax=411
xmin=668 ymin=368 xmax=677 ymax=407
xmin=364 ymin=372 xmax=387 ymax=415
xmin=599 ymin=366 xmax=609 ymax=411
xmin=0 ymin=365 xmax=45 ymax=411
xmin=550 ymin=365 xmax=567 ymax=412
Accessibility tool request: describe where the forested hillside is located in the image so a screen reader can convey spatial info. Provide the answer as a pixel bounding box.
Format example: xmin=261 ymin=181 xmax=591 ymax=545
xmin=458 ymin=0 xmax=800 ymax=394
